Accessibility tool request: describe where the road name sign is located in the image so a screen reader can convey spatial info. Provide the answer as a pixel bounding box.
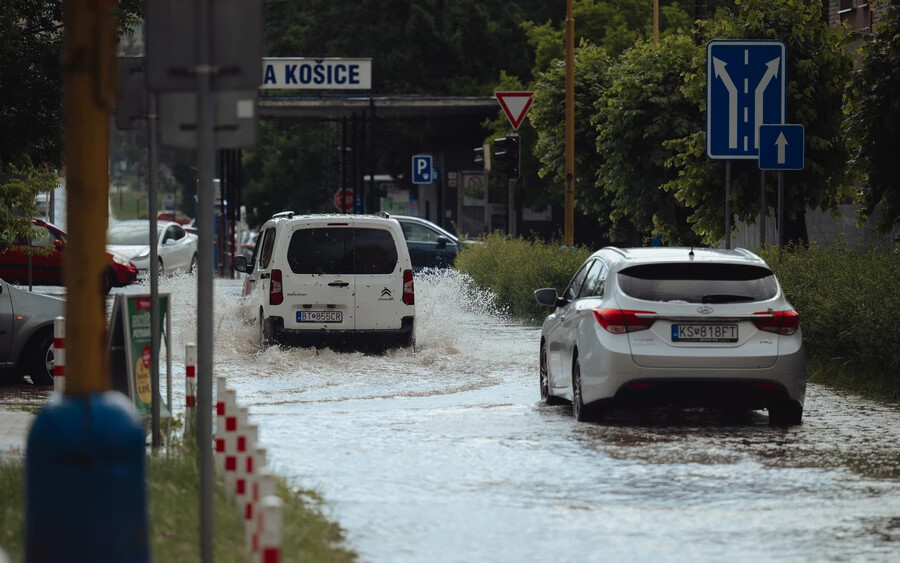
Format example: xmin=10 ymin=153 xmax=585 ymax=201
xmin=758 ymin=124 xmax=804 ymax=170
xmin=495 ymin=91 xmax=534 ymax=131
xmin=706 ymin=40 xmax=785 ymax=160
xmin=261 ymin=58 xmax=372 ymax=90
xmin=412 ymin=154 xmax=433 ymax=184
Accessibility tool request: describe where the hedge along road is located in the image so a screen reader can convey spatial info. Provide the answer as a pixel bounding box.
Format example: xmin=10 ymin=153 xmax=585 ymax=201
xmin=7 ymin=270 xmax=900 ymax=561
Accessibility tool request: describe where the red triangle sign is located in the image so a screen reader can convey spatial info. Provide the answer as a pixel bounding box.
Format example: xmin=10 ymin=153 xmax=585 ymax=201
xmin=495 ymin=91 xmax=534 ymax=131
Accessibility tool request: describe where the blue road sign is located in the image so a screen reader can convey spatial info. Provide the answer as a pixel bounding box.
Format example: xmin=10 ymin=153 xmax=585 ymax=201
xmin=758 ymin=124 xmax=804 ymax=170
xmin=412 ymin=154 xmax=433 ymax=184
xmin=707 ymin=40 xmax=786 ymax=160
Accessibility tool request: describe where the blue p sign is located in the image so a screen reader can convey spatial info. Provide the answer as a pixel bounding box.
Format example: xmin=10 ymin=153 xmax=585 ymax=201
xmin=412 ymin=154 xmax=433 ymax=184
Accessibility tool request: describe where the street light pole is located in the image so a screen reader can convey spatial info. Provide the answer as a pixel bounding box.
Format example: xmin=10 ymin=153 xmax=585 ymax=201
xmin=564 ymin=0 xmax=575 ymax=246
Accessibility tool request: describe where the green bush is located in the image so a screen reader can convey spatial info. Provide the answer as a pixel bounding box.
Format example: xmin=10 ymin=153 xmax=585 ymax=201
xmin=455 ymin=233 xmax=592 ymax=322
xmin=758 ymin=243 xmax=900 ymax=380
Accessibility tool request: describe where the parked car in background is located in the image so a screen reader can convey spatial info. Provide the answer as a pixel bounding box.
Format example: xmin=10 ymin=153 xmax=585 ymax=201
xmin=233 ymin=211 xmax=416 ymax=350
xmin=535 ymin=246 xmax=806 ymax=425
xmin=389 ymin=214 xmax=461 ymax=270
xmin=107 ymin=220 xmax=198 ymax=277
xmin=157 ymin=210 xmax=193 ymax=225
xmin=0 ymin=276 xmax=64 ymax=385
xmin=0 ymin=219 xmax=138 ymax=294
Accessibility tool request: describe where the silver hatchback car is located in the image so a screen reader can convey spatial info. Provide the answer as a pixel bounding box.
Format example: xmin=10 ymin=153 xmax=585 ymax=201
xmin=535 ymin=247 xmax=806 ymax=425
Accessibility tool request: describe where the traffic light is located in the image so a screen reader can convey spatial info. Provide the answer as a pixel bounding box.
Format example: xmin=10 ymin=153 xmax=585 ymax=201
xmin=473 ymin=143 xmax=490 ymax=171
xmin=493 ymin=135 xmax=520 ymax=179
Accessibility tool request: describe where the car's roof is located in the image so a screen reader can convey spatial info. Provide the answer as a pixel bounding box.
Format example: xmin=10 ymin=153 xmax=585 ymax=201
xmin=389 ymin=214 xmax=458 ymax=240
xmin=109 ymin=219 xmax=179 ymax=228
xmin=595 ymin=246 xmax=768 ymax=267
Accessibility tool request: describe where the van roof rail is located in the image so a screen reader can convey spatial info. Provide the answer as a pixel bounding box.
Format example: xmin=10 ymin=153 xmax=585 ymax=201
xmin=271 ymin=211 xmax=294 ymax=219
xmin=602 ymin=246 xmax=629 ymax=258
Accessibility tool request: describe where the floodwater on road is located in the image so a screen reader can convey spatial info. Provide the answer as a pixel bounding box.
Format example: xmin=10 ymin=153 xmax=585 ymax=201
xmin=5 ymin=271 xmax=900 ymax=562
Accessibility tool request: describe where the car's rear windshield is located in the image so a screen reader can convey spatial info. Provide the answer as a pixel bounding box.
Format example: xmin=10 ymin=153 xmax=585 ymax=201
xmin=617 ymin=263 xmax=778 ymax=303
xmin=287 ymin=227 xmax=398 ymax=275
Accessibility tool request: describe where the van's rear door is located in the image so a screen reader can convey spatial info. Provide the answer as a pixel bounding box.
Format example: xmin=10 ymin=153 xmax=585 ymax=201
xmin=352 ymin=220 xmax=405 ymax=331
xmin=282 ymin=220 xmax=356 ymax=331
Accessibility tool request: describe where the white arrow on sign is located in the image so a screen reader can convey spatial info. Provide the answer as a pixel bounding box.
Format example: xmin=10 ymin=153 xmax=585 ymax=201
xmin=775 ymin=131 xmax=788 ymax=164
xmin=754 ymin=58 xmax=781 ymax=148
xmin=713 ymin=58 xmax=739 ymax=149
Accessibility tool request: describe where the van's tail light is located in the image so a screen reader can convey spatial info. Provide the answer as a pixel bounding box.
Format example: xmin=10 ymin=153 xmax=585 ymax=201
xmin=270 ymin=269 xmax=283 ymax=305
xmin=593 ymin=309 xmax=656 ymax=333
xmin=752 ymin=310 xmax=799 ymax=335
xmin=402 ymin=269 xmax=415 ymax=305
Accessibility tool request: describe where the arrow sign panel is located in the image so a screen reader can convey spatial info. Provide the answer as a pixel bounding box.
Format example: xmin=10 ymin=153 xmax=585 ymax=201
xmin=758 ymin=124 xmax=804 ymax=170
xmin=706 ymin=40 xmax=785 ymax=160
xmin=495 ymin=91 xmax=534 ymax=131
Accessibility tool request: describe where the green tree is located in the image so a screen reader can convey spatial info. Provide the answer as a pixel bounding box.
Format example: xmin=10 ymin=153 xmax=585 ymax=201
xmin=0 ymin=161 xmax=57 ymax=253
xmin=594 ymin=34 xmax=703 ymax=245
xmin=844 ymin=0 xmax=900 ymax=234
xmin=530 ymin=42 xmax=613 ymax=234
xmin=663 ymin=0 xmax=853 ymax=244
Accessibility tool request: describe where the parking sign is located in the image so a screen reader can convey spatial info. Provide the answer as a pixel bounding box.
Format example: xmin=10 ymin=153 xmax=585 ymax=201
xmin=412 ymin=154 xmax=433 ymax=184
xmin=707 ymin=40 xmax=785 ymax=160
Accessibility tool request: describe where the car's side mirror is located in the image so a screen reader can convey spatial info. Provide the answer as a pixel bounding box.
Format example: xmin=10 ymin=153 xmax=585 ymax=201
xmin=436 ymin=236 xmax=449 ymax=248
xmin=234 ymin=255 xmax=250 ymax=273
xmin=535 ymin=288 xmax=562 ymax=307
xmin=53 ymin=239 xmax=64 ymax=250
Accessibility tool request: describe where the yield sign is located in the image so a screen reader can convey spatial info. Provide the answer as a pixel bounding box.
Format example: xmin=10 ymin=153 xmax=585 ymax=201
xmin=495 ymin=91 xmax=534 ymax=131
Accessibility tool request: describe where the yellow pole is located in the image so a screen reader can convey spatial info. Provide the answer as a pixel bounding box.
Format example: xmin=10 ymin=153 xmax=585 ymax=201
xmin=63 ymin=0 xmax=118 ymax=394
xmin=564 ymin=0 xmax=575 ymax=246
xmin=654 ymin=0 xmax=659 ymax=44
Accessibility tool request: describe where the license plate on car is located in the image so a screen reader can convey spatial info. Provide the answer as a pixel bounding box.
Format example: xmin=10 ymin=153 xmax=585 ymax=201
xmin=672 ymin=324 xmax=738 ymax=342
xmin=297 ymin=311 xmax=342 ymax=323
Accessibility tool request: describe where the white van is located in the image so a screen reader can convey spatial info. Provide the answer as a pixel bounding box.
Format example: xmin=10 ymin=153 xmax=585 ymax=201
xmin=234 ymin=212 xmax=416 ymax=350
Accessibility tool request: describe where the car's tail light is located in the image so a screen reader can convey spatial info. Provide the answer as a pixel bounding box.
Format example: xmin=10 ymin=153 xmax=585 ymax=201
xmin=752 ymin=310 xmax=799 ymax=335
xmin=402 ymin=269 xmax=414 ymax=305
xmin=593 ymin=309 xmax=656 ymax=333
xmin=270 ymin=269 xmax=283 ymax=305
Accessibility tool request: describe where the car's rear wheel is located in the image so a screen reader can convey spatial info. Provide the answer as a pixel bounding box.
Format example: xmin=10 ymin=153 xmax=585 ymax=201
xmin=572 ymin=353 xmax=604 ymax=422
xmin=768 ymin=400 xmax=803 ymax=426
xmin=540 ymin=341 xmax=565 ymax=406
xmin=27 ymin=331 xmax=54 ymax=386
xmin=103 ymin=268 xmax=116 ymax=294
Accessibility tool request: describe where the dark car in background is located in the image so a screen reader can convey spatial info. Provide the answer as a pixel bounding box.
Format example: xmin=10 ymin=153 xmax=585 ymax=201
xmin=391 ymin=214 xmax=462 ymax=271
xmin=0 ymin=276 xmax=64 ymax=385
xmin=0 ymin=219 xmax=138 ymax=293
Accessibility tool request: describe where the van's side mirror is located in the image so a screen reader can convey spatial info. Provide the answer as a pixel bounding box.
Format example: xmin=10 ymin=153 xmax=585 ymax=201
xmin=234 ymin=255 xmax=250 ymax=273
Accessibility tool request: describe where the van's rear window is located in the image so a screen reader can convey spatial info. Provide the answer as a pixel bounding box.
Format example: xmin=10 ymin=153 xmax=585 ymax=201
xmin=287 ymin=228 xmax=397 ymax=275
xmin=617 ymin=263 xmax=778 ymax=303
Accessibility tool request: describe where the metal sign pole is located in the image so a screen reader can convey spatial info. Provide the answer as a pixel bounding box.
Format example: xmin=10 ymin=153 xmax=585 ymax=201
xmin=778 ymin=170 xmax=785 ymax=248
xmin=149 ymin=93 xmax=161 ymax=448
xmin=725 ymin=161 xmax=732 ymax=249
xmin=759 ymin=170 xmax=766 ymax=246
xmin=195 ymin=0 xmax=215 ymax=559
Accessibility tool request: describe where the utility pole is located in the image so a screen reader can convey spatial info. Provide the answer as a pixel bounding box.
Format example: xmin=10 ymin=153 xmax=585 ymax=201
xmin=564 ymin=0 xmax=575 ymax=246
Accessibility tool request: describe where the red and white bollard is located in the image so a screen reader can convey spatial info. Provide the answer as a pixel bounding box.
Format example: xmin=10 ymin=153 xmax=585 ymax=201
xmin=215 ymin=376 xmax=228 ymax=474
xmin=184 ymin=343 xmax=197 ymax=440
xmin=245 ymin=446 xmax=267 ymax=550
xmin=223 ymin=388 xmax=238 ymax=490
xmin=235 ymin=413 xmax=256 ymax=515
xmin=252 ymin=467 xmax=276 ymax=557
xmin=258 ymin=495 xmax=283 ymax=563
xmin=53 ymin=317 xmax=65 ymax=394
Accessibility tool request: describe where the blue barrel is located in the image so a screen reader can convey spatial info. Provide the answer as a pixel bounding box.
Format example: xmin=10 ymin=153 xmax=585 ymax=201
xmin=26 ymin=391 xmax=149 ymax=562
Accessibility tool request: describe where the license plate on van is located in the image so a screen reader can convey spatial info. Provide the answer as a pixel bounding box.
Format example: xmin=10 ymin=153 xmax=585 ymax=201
xmin=671 ymin=324 xmax=737 ymax=342
xmin=297 ymin=311 xmax=342 ymax=323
